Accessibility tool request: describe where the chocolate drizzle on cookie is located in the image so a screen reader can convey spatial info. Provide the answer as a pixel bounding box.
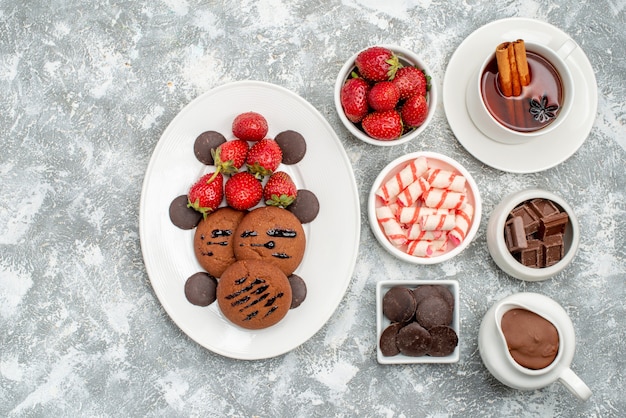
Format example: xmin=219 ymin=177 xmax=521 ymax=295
xmin=224 ymin=275 xmax=284 ymax=321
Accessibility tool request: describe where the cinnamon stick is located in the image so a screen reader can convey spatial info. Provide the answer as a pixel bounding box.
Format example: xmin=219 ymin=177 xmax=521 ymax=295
xmin=508 ymin=44 xmax=522 ymax=96
xmin=513 ymin=39 xmax=530 ymax=86
xmin=495 ymin=42 xmax=513 ymax=97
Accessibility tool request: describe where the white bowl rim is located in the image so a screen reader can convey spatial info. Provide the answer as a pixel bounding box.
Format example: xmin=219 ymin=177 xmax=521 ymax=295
xmin=334 ymin=44 xmax=438 ymax=147
xmin=368 ymin=151 xmax=482 ymax=264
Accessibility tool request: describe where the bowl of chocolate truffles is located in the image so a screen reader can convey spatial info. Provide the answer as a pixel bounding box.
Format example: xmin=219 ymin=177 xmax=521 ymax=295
xmin=334 ymin=44 xmax=437 ymax=146
xmin=377 ymin=280 xmax=460 ymax=364
xmin=486 ymin=189 xmax=580 ymax=281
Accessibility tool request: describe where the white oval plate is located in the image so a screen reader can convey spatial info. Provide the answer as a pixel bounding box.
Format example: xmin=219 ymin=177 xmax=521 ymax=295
xmin=443 ymin=17 xmax=597 ymax=173
xmin=139 ymin=81 xmax=360 ymax=360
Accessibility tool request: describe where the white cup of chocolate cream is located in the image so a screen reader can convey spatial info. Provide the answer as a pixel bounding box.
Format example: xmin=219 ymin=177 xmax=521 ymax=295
xmin=466 ymin=39 xmax=577 ymax=144
xmin=478 ymin=292 xmax=592 ymax=401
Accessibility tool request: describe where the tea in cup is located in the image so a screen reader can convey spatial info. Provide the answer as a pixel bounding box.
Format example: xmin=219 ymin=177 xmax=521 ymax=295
xmin=466 ymin=39 xmax=577 ymax=144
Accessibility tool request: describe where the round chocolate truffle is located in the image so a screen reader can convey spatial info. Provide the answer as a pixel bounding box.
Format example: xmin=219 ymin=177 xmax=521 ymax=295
xmin=427 ymin=325 xmax=459 ymax=357
xmin=396 ymin=322 xmax=432 ymax=356
xmin=379 ymin=322 xmax=403 ymax=357
xmin=194 ymin=131 xmax=226 ymax=165
xmin=413 ymin=285 xmax=454 ymax=310
xmin=184 ymin=272 xmax=218 ymax=306
xmin=415 ymin=296 xmax=453 ymax=329
xmin=287 ymin=189 xmax=320 ymax=224
xmin=169 ymin=195 xmax=202 ymax=230
xmin=382 ymin=286 xmax=417 ymax=323
xmin=288 ymin=274 xmax=307 ymax=309
xmin=274 ymin=130 xmax=306 ymax=164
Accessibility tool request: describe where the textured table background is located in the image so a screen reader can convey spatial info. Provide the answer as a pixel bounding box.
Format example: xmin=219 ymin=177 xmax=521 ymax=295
xmin=1 ymin=1 xmax=625 ymax=417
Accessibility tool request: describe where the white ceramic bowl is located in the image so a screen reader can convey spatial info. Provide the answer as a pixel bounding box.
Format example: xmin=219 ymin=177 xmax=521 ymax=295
xmin=368 ymin=151 xmax=482 ymax=264
xmin=334 ymin=44 xmax=438 ymax=146
xmin=376 ymin=280 xmax=460 ymax=364
xmin=486 ymin=189 xmax=580 ymax=281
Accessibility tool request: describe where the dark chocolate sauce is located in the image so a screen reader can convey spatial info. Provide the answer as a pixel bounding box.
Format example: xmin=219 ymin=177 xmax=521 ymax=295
xmin=267 ymin=229 xmax=297 ymax=238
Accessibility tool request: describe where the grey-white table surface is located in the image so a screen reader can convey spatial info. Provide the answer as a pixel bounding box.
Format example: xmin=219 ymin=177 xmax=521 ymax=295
xmin=1 ymin=1 xmax=624 ymax=417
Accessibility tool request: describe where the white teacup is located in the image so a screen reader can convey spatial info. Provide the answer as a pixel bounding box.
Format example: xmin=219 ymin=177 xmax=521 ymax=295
xmin=466 ymin=40 xmax=577 ymax=144
xmin=479 ymin=292 xmax=592 ymax=401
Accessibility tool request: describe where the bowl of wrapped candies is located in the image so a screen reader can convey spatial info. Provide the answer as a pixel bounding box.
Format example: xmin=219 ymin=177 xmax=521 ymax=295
xmin=486 ymin=189 xmax=580 ymax=281
xmin=368 ymin=151 xmax=481 ymax=264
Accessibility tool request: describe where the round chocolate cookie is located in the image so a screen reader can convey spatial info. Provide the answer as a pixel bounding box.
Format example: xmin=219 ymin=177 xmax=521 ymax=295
xmin=274 ymin=130 xmax=306 ymax=164
xmin=184 ymin=272 xmax=218 ymax=306
xmin=379 ymin=322 xmax=403 ymax=357
xmin=413 ymin=285 xmax=454 ymax=310
xmin=288 ymin=274 xmax=307 ymax=309
xmin=396 ymin=322 xmax=432 ymax=356
xmin=234 ymin=206 xmax=306 ymax=276
xmin=217 ymin=259 xmax=292 ymax=330
xmin=194 ymin=207 xmax=247 ymax=278
xmin=286 ymin=189 xmax=319 ymax=224
xmin=194 ymin=130 xmax=226 ymax=165
xmin=428 ymin=325 xmax=459 ymax=357
xmin=169 ymin=195 xmax=202 ymax=229
xmin=415 ymin=296 xmax=453 ymax=329
xmin=382 ymin=286 xmax=417 ymax=323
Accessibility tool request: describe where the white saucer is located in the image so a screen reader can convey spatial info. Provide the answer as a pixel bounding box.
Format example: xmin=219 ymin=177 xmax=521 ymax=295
xmin=443 ymin=18 xmax=597 ymax=173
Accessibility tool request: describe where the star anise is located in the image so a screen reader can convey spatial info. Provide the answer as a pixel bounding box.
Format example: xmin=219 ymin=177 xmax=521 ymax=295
xmin=529 ymin=94 xmax=559 ymax=123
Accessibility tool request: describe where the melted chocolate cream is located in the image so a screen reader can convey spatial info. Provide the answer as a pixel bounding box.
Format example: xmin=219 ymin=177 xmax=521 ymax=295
xmin=500 ymin=308 xmax=559 ymax=370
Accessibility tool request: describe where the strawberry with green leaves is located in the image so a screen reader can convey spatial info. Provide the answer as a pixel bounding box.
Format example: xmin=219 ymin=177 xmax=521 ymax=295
xmin=224 ymin=171 xmax=263 ymax=210
xmin=264 ymin=171 xmax=297 ymax=208
xmin=355 ymin=46 xmax=401 ymax=82
xmin=246 ymin=138 xmax=283 ymax=179
xmin=211 ymin=139 xmax=249 ymax=176
xmin=340 ymin=76 xmax=370 ymax=123
xmin=187 ymin=172 xmax=224 ymax=217
xmin=361 ymin=109 xmax=403 ymax=141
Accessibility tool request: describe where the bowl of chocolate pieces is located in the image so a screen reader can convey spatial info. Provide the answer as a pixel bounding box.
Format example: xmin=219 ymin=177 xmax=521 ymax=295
xmin=376 ymin=280 xmax=460 ymax=364
xmin=486 ymin=189 xmax=580 ymax=281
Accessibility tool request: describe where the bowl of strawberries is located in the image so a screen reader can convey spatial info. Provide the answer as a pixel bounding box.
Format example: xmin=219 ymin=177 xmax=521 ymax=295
xmin=334 ymin=45 xmax=437 ymax=146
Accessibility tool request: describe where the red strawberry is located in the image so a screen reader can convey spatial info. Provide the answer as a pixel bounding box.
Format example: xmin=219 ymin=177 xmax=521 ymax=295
xmin=354 ymin=46 xmax=401 ymax=82
xmin=246 ymin=138 xmax=283 ymax=179
xmin=340 ymin=76 xmax=370 ymax=123
xmin=401 ymin=94 xmax=429 ymax=128
xmin=187 ymin=172 xmax=224 ymax=217
xmin=392 ymin=66 xmax=428 ymax=99
xmin=361 ymin=110 xmax=403 ymax=141
xmin=264 ymin=171 xmax=297 ymax=208
xmin=367 ymin=81 xmax=400 ymax=112
xmin=211 ymin=139 xmax=249 ymax=175
xmin=232 ymin=112 xmax=268 ymax=142
xmin=224 ymin=171 xmax=263 ymax=210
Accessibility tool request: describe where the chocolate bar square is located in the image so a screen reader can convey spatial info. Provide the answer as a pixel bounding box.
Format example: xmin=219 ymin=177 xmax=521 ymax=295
xmin=529 ymin=198 xmax=560 ymax=219
xmin=510 ymin=203 xmax=540 ymax=236
xmin=518 ymin=239 xmax=544 ymax=268
xmin=505 ymin=216 xmax=528 ymax=253
xmin=543 ymin=234 xmax=564 ymax=267
xmin=539 ymin=212 xmax=569 ymax=240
